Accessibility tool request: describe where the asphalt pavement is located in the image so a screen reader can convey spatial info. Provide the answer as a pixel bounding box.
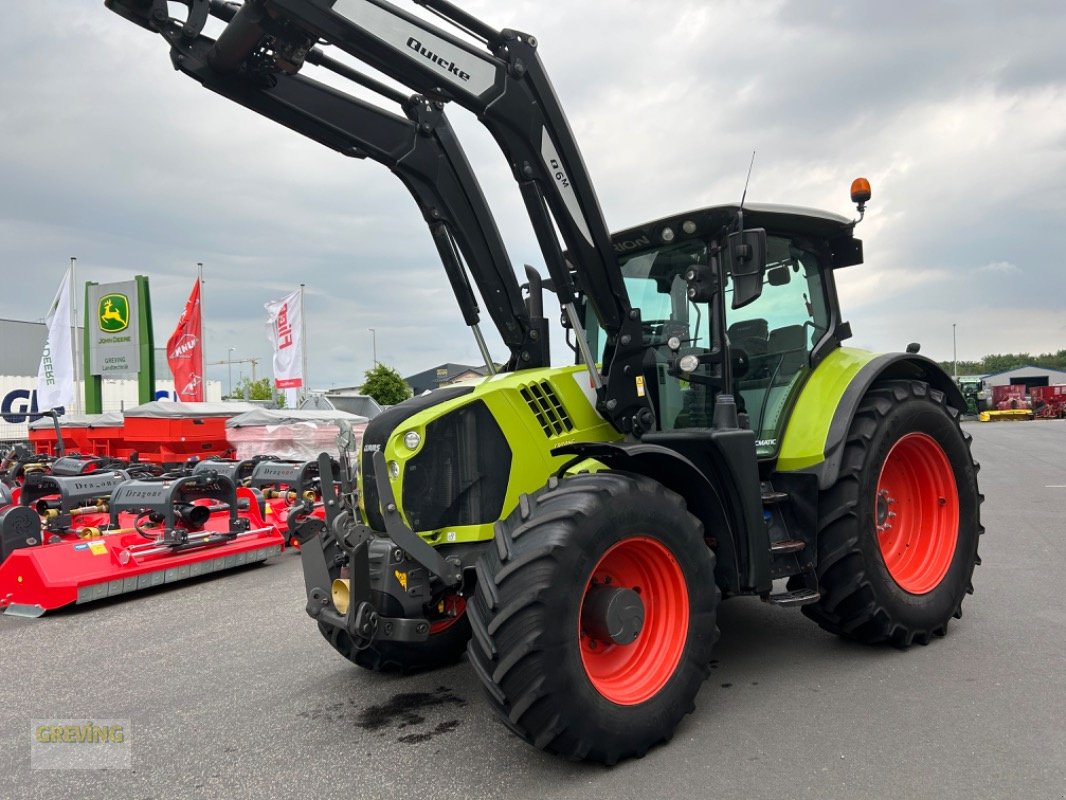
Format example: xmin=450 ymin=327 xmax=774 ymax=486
xmin=3 ymin=420 xmax=1065 ymax=800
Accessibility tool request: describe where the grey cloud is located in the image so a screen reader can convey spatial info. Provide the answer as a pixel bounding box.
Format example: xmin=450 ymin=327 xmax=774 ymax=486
xmin=2 ymin=0 xmax=1065 ymax=388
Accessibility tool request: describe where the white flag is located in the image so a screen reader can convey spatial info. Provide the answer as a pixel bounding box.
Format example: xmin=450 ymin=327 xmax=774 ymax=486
xmin=36 ymin=267 xmax=75 ymax=412
xmin=265 ymin=289 xmax=303 ymax=406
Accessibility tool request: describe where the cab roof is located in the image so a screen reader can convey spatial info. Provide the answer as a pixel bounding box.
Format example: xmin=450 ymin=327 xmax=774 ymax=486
xmin=610 ymin=202 xmax=855 ymax=254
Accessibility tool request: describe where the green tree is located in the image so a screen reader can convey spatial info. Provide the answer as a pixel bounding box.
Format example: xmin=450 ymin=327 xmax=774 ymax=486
xmin=936 ymin=350 xmax=1066 ymax=376
xmin=361 ymin=363 xmax=411 ymax=406
xmin=231 ymin=376 xmax=286 ymax=407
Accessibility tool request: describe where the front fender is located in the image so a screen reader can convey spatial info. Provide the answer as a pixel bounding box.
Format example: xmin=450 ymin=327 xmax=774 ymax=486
xmin=553 ymin=441 xmax=744 ymax=594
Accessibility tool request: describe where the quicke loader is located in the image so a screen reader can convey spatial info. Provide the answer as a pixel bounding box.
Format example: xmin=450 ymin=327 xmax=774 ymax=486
xmin=107 ymin=0 xmax=983 ymax=764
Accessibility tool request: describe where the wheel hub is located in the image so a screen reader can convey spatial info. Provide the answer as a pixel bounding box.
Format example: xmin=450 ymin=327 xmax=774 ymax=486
xmin=581 ymin=585 xmax=644 ymax=646
xmin=876 ymin=489 xmax=896 ymax=532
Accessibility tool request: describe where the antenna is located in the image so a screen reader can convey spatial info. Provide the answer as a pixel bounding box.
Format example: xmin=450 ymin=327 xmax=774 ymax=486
xmin=739 ymin=149 xmax=756 ymax=211
xmin=737 ymin=149 xmax=756 ymax=237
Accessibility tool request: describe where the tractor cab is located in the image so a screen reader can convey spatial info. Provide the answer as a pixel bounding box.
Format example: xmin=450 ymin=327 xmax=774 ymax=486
xmin=588 ymin=203 xmax=861 ymax=459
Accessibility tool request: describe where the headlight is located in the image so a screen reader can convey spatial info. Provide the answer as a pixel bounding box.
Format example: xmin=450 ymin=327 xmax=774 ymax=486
xmin=403 ymin=430 xmax=421 ymax=450
xmin=388 ymin=460 xmax=401 ymax=479
xmin=679 ymin=354 xmax=700 ymax=373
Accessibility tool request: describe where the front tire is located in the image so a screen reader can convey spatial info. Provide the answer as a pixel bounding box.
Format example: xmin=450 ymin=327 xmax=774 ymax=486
xmin=467 ymin=472 xmax=719 ymax=764
xmin=803 ymin=380 xmax=983 ymax=646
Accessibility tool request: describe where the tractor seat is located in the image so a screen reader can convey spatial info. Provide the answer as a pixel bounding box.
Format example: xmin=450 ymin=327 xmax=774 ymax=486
xmin=766 ymin=325 xmax=808 ymax=382
xmin=728 ymin=318 xmax=769 ymax=357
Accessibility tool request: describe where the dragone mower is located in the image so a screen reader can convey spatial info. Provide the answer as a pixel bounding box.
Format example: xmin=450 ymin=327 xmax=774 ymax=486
xmin=107 ymin=0 xmax=983 ymax=763
xmin=187 ymin=456 xmax=340 ymax=547
xmin=1 ymin=434 xmax=285 ymax=615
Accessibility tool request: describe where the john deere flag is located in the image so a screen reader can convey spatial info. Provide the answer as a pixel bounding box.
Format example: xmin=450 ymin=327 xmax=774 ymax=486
xmin=167 ymin=279 xmax=204 ymax=402
xmin=36 ymin=267 xmax=75 ymax=412
xmin=265 ymin=289 xmax=303 ymax=406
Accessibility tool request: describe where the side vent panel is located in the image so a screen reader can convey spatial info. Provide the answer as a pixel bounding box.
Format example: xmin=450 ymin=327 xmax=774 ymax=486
xmin=520 ymin=381 xmax=574 ymax=438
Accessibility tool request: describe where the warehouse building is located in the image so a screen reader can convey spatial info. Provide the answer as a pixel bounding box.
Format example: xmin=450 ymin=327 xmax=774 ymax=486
xmin=981 ymin=365 xmax=1066 ymax=394
xmin=404 ymin=363 xmax=495 ymax=395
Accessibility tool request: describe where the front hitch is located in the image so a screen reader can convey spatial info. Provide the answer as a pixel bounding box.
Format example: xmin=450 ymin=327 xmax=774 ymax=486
xmin=298 ymin=452 xmax=461 ymax=648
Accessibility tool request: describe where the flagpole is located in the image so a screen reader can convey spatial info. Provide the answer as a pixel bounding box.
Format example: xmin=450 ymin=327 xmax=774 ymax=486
xmin=70 ymin=256 xmax=81 ymax=414
xmin=198 ymin=261 xmax=205 ymax=401
xmin=300 ymin=282 xmax=309 ymax=404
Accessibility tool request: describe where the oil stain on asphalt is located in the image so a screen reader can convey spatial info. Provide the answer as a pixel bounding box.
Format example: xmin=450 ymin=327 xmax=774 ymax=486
xmin=299 ymin=685 xmax=465 ymax=745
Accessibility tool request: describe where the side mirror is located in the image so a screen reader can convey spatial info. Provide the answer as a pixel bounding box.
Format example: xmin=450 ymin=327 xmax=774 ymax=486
xmin=767 ymin=265 xmax=791 ymax=287
xmin=727 ymin=228 xmax=768 ymax=309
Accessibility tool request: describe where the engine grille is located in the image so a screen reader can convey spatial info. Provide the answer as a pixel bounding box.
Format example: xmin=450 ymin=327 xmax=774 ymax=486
xmin=520 ymin=380 xmax=573 ymax=437
xmin=360 ymin=385 xmax=475 ymax=532
xmin=401 ymin=400 xmax=511 ymax=531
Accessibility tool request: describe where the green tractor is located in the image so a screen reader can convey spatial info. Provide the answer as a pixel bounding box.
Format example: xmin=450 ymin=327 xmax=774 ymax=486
xmin=109 ymin=0 xmax=982 ymax=765
xmin=958 ymin=376 xmax=983 ymax=415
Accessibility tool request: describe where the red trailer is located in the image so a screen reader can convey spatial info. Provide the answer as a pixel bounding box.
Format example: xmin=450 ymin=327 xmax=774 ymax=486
xmin=992 ymin=384 xmax=1031 ymax=410
xmin=84 ymin=412 xmax=131 ymax=458
xmin=1031 ymin=385 xmax=1066 ymax=419
xmin=27 ymin=414 xmax=110 ymax=456
xmin=121 ymin=401 xmax=256 ymax=465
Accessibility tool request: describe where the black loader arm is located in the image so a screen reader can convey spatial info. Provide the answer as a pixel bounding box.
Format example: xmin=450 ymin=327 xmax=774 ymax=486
xmin=198 ymin=0 xmax=648 ymax=432
xmin=105 ymin=0 xmax=545 ymax=369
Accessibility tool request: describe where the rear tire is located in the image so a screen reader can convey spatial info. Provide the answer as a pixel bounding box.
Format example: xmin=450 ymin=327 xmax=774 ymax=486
xmin=467 ymin=472 xmax=718 ymax=764
xmin=803 ymin=380 xmax=982 ymax=646
xmin=318 ymin=596 xmax=470 ymax=674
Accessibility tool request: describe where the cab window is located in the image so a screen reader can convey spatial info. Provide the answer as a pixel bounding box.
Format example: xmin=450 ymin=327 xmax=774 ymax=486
xmin=724 ymin=237 xmax=829 ymax=453
xmin=606 ymin=235 xmax=828 ymax=450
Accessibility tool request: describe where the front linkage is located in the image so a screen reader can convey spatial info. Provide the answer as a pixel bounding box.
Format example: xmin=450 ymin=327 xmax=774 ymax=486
xmin=299 ymin=453 xmax=463 ymax=649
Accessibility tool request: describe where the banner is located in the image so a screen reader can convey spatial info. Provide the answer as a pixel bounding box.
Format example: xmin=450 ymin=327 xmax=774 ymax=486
xmin=166 ymin=279 xmax=204 ymax=402
xmin=265 ymin=289 xmax=304 ymax=404
xmin=36 ymin=267 xmax=75 ymax=412
xmin=87 ymin=280 xmax=141 ymax=375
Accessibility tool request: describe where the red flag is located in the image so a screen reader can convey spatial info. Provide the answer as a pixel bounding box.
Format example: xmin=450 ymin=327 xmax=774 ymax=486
xmin=167 ymin=279 xmax=204 ymax=402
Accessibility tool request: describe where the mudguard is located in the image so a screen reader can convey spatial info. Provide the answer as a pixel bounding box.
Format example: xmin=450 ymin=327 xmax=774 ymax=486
xmin=554 ymin=438 xmax=757 ymax=595
xmin=777 ymin=348 xmax=965 ymax=489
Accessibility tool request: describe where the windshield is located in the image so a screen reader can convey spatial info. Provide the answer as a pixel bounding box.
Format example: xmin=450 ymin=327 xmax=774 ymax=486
xmin=598 ymin=235 xmax=829 ymax=452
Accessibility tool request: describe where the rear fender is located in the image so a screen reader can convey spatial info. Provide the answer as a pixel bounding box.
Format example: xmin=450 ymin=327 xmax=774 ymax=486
xmin=781 ymin=351 xmax=965 ymax=489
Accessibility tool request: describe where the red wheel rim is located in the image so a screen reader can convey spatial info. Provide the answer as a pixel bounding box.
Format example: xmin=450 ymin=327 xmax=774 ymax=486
xmin=579 ymin=536 xmax=689 ymax=705
xmin=429 ymin=594 xmax=466 ymax=635
xmin=875 ymin=432 xmax=959 ymax=594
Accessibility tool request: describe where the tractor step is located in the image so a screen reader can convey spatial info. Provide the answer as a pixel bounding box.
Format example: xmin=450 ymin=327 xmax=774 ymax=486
xmin=761 ymin=490 xmax=790 ymax=505
xmin=769 ymin=539 xmax=806 ymax=554
xmin=764 ymin=587 xmax=820 ymax=607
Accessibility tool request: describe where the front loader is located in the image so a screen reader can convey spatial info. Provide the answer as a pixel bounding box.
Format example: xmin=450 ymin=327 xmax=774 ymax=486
xmin=107 ymin=0 xmax=983 ymax=764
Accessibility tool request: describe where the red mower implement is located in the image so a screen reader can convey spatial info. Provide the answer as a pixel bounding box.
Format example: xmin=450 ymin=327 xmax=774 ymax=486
xmin=0 ymin=467 xmax=283 ymax=617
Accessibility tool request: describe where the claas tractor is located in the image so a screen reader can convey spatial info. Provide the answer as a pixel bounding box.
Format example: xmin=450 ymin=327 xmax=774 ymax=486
xmin=106 ymin=0 xmax=983 ymax=764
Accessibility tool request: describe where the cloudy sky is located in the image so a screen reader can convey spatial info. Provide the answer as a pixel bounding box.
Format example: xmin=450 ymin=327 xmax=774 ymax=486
xmin=2 ymin=1 xmax=1065 ymax=391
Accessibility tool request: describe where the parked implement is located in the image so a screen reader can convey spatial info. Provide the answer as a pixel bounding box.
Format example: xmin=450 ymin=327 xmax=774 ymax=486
xmin=1032 ymin=385 xmax=1066 ymax=420
xmin=1 ymin=452 xmax=284 ymax=616
xmin=107 ymin=0 xmax=983 ymax=764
